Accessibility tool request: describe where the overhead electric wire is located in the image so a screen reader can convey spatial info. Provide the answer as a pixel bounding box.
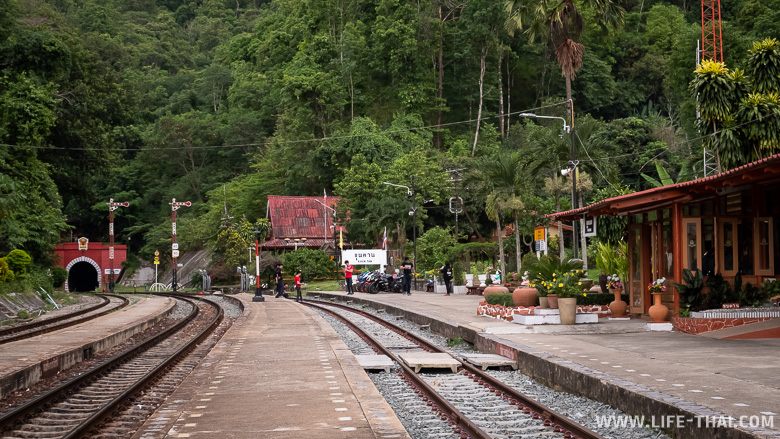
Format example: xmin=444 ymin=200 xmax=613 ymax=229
xmin=0 ymin=101 xmax=570 ymax=152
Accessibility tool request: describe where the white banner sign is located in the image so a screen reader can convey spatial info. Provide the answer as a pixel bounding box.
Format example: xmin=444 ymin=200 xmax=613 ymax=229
xmin=341 ymin=249 xmax=387 ymax=266
xmin=104 ymin=269 xmax=121 ymax=274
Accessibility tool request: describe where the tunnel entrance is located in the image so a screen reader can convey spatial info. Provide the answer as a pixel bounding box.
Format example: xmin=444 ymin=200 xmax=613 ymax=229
xmin=68 ymin=261 xmax=99 ymax=292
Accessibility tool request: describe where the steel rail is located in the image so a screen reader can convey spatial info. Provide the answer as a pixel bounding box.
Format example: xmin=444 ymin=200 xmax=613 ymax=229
xmin=64 ymin=293 xmax=224 ymax=438
xmin=305 ymin=298 xmax=604 ymax=439
xmin=304 ymin=300 xmax=491 ymax=439
xmin=0 ymin=294 xmax=129 ymax=344
xmin=0 ymin=294 xmax=221 ymax=438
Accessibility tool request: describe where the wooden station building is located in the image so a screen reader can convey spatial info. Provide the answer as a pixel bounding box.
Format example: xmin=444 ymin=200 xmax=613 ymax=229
xmin=553 ymin=153 xmax=780 ymax=317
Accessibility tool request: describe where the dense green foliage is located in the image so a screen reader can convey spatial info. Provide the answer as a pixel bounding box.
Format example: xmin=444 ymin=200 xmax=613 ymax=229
xmin=2 ymin=0 xmax=780 ymax=288
xmin=283 ymin=248 xmax=339 ymax=282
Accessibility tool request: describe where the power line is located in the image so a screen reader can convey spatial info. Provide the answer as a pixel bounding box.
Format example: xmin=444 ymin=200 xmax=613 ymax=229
xmin=0 ymin=102 xmax=569 ymax=152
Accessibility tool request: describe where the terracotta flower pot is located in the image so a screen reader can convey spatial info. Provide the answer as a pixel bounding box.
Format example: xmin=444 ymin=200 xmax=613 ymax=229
xmin=547 ymin=294 xmax=559 ymax=309
xmin=608 ymin=288 xmax=628 ymax=318
xmin=483 ymin=285 xmax=509 ymax=297
xmin=558 ymin=297 xmax=577 ymax=325
xmin=538 ymin=296 xmax=549 ymax=309
xmin=512 ymin=287 xmax=538 ymax=307
xmin=649 ymin=292 xmax=669 ymax=322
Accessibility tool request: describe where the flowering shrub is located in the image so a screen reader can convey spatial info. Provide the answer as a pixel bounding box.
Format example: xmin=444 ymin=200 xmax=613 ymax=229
xmin=649 ymin=277 xmax=667 ymax=293
xmin=607 ymin=274 xmax=623 ymax=290
xmin=541 ymin=270 xmax=586 ymax=298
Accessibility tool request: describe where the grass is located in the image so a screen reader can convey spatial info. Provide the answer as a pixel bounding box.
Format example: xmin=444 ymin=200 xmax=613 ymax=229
xmin=304 ymin=279 xmax=341 ymax=292
xmin=446 ymin=337 xmax=466 ymax=347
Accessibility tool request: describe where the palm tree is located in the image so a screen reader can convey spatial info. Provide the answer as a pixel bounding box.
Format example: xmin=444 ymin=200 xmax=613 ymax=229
xmin=505 ymin=0 xmax=624 ymax=115
xmin=467 ymin=151 xmax=529 ymax=279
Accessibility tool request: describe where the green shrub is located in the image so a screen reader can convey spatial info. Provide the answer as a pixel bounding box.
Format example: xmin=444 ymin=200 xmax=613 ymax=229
xmin=17 ymin=310 xmax=29 ymax=319
xmin=453 ymin=261 xmax=465 ymax=286
xmin=51 ymin=267 xmax=68 ymax=288
xmin=735 ymin=274 xmax=768 ymax=307
xmin=0 ymin=258 xmax=11 ymax=282
xmin=575 ymin=292 xmax=627 ymax=306
xmin=485 ymin=293 xmax=514 ymax=307
xmin=673 ymin=268 xmax=705 ymax=312
xmin=5 ymin=249 xmax=32 ymax=277
xmin=283 ymin=248 xmax=338 ymax=282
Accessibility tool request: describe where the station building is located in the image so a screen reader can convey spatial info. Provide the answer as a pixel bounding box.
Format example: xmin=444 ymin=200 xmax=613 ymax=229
xmin=552 ymin=153 xmax=779 ymax=317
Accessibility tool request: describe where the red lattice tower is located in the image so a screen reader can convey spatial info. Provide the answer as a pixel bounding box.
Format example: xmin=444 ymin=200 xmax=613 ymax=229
xmin=701 ymin=0 xmax=724 ymax=62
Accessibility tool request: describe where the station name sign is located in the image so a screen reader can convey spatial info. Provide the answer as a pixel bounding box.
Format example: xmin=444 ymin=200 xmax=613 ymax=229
xmin=341 ymin=249 xmax=387 ymax=266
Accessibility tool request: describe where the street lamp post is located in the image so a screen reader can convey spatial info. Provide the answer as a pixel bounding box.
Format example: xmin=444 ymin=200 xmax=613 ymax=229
xmin=252 ymin=229 xmax=265 ymax=302
xmin=107 ymin=199 xmax=129 ymax=293
xmin=383 ymin=177 xmax=418 ymax=290
xmin=517 ymin=111 xmax=578 ymax=258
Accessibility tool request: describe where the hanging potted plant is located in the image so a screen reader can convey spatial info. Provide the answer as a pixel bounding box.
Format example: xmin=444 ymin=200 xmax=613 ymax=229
xmin=648 ymin=277 xmax=669 ymax=322
xmin=607 ymin=274 xmax=628 ymax=317
xmin=547 ymin=270 xmax=584 ymax=324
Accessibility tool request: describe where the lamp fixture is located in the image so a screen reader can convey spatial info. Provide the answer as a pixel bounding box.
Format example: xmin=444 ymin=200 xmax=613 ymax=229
xmin=560 ymin=160 xmax=580 ymax=177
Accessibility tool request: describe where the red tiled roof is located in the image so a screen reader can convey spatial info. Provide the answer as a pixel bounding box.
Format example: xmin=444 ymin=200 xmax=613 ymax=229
xmin=263 ymin=238 xmax=332 ymax=249
xmin=551 ymin=153 xmax=780 ymax=221
xmin=267 ymin=195 xmax=346 ymax=239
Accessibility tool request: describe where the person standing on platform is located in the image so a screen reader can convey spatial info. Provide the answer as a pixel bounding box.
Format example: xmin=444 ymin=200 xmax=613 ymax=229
xmin=401 ymin=257 xmax=413 ymax=295
xmin=274 ymin=263 xmax=285 ymax=298
xmin=440 ymin=261 xmax=453 ymax=296
xmin=344 ymin=260 xmax=354 ymax=295
xmin=294 ymin=270 xmax=303 ymax=302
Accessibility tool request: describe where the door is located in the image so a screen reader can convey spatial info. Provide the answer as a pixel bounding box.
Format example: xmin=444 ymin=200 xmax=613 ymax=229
xmin=628 ymin=225 xmax=644 ymax=314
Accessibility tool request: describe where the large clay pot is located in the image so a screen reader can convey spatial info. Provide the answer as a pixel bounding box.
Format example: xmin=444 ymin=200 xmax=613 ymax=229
xmin=483 ymin=285 xmax=509 ymax=299
xmin=649 ymin=292 xmax=669 ymax=322
xmin=558 ymin=297 xmax=577 ymax=325
xmin=609 ymin=288 xmax=628 ymax=318
xmin=538 ymin=296 xmax=549 ymax=309
xmin=547 ymin=294 xmax=559 ymax=309
xmin=512 ymin=287 xmax=538 ymax=307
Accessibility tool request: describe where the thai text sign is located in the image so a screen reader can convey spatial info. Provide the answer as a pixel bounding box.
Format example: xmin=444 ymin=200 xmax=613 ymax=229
xmin=534 ymin=227 xmax=545 ymax=241
xmin=341 ymin=249 xmax=387 ymax=266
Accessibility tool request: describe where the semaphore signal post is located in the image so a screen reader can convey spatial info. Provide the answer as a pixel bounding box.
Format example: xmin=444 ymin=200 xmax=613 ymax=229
xmin=169 ymin=198 xmax=191 ymax=292
xmin=107 ymin=198 xmax=129 ymax=293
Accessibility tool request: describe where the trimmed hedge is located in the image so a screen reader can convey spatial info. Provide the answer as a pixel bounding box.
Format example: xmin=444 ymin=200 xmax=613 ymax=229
xmin=485 ymin=292 xmax=628 ymax=307
xmin=485 ymin=293 xmax=514 ymax=307
xmin=576 ymin=292 xmax=628 ymax=306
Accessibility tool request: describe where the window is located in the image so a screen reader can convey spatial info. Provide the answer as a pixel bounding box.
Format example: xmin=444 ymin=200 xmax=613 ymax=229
xmin=720 ymin=220 xmax=737 ymax=276
xmin=684 ymin=219 xmax=702 ymax=272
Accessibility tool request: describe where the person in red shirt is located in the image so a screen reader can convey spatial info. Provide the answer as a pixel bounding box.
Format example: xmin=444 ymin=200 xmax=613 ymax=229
xmin=294 ymin=270 xmax=303 ymax=302
xmin=344 ymin=261 xmax=354 ymax=295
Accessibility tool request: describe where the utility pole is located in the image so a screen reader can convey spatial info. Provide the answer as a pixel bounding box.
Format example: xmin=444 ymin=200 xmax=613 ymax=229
xmin=169 ymin=198 xmax=191 ymax=292
xmin=411 ymin=176 xmax=418 ymax=291
xmin=107 ymin=199 xmax=129 ymax=293
xmin=569 ymin=99 xmax=579 ymax=260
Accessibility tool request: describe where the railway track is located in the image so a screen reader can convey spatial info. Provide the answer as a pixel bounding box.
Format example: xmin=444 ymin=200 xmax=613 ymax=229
xmin=305 ymin=299 xmax=603 ymax=439
xmin=0 ymin=295 xmax=130 ymax=345
xmin=0 ymin=294 xmax=224 ymax=439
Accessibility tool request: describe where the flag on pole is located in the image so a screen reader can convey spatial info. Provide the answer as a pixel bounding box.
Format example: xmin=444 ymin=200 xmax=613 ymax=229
xmin=339 ymin=229 xmax=343 ymax=250
xmin=382 ymin=227 xmax=387 ymax=249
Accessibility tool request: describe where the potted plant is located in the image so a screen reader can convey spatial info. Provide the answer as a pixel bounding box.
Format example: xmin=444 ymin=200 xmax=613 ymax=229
xmin=672 ymin=269 xmax=704 ymax=317
xmin=547 ymin=270 xmax=585 ymax=324
xmin=648 ymin=277 xmax=669 ymax=322
xmin=607 ymin=274 xmax=628 ymax=317
xmin=523 ymin=255 xmax=583 ymax=310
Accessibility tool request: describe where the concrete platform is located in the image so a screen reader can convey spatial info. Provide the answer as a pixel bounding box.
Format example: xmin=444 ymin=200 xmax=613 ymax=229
xmin=133 ymin=295 xmax=410 ymax=439
xmin=397 ymin=352 xmax=460 ymax=373
xmin=0 ymin=295 xmax=175 ymax=400
xmin=513 ymin=308 xmax=599 ymax=325
xmin=312 ymin=290 xmax=780 ymax=439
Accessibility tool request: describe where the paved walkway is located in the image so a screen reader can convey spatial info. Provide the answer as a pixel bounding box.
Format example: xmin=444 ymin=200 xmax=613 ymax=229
xmin=313 ymin=290 xmax=780 ymax=439
xmin=133 ymin=295 xmax=409 ymax=439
